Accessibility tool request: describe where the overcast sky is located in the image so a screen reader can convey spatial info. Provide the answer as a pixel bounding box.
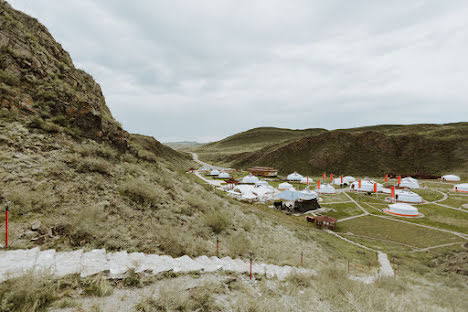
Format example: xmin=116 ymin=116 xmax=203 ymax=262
xmin=9 ymin=0 xmax=468 ymax=142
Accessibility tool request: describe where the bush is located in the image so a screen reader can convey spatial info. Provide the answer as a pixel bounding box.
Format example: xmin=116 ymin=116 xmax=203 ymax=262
xmin=228 ymin=231 xmax=252 ymax=257
xmin=137 ymin=149 xmax=157 ymax=162
xmin=203 ymin=209 xmax=231 ymax=234
xmin=77 ymin=157 xmax=112 ymax=175
xmin=0 ymin=273 xmax=58 ymax=312
xmin=82 ymin=274 xmax=113 ymax=297
xmin=74 ymin=143 xmax=118 ymax=160
xmin=119 ymin=178 xmax=165 ymax=209
xmin=6 ymin=183 xmax=56 ymax=216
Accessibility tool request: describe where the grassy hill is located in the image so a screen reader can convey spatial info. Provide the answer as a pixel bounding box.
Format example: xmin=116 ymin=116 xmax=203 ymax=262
xmin=195 ymin=124 xmax=468 ymax=176
xmin=1 ymin=2 xmax=467 ymax=311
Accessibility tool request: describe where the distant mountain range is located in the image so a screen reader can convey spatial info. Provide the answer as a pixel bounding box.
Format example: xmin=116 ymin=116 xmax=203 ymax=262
xmin=194 ymin=123 xmax=468 ymax=177
xmin=164 ymin=141 xmax=204 ymax=150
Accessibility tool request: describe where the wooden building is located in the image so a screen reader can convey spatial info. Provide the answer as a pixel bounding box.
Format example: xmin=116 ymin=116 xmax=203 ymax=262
xmin=306 ymin=215 xmax=337 ymax=230
xmin=248 ymin=166 xmax=278 ymax=177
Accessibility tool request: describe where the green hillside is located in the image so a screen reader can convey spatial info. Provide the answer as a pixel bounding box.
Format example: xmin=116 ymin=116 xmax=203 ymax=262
xmin=195 ymin=123 xmax=468 ymax=176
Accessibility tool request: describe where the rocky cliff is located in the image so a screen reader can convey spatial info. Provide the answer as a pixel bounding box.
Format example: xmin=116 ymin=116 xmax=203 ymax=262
xmin=0 ymin=0 xmax=128 ymax=149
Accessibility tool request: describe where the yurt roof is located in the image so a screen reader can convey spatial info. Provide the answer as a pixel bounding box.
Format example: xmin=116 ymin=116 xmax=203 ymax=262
xmin=210 ymin=170 xmax=220 ymax=175
xmin=242 ymin=175 xmax=259 ymax=183
xmin=287 ymin=172 xmax=303 ymax=180
xmin=442 ymin=174 xmax=460 ymax=181
xmin=389 ymin=203 xmax=418 ymax=211
xmin=218 ymin=172 xmax=230 ymax=178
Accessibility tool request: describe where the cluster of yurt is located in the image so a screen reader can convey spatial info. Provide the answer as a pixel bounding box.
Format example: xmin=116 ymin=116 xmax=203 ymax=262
xmin=287 ymin=172 xmax=303 ymax=181
xmin=386 ymin=203 xmax=419 ymax=217
xmin=300 ymin=177 xmax=314 ymax=184
xmin=350 ymin=180 xmax=383 ymax=192
xmin=398 ymin=177 xmax=420 ymax=189
xmin=199 ymin=166 xmax=211 ymax=172
xmin=241 ymin=174 xmax=259 ymax=184
xmin=442 ymin=174 xmax=461 ymax=182
xmin=229 ymin=180 xmax=275 ymax=201
xmin=332 ymin=176 xmax=356 ymax=185
xmin=453 ymin=183 xmax=468 ymax=193
xmin=317 ymin=183 xmax=336 ymax=194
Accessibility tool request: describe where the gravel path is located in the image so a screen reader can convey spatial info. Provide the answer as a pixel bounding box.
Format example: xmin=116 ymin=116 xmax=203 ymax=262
xmin=0 ymin=248 xmax=312 ymax=283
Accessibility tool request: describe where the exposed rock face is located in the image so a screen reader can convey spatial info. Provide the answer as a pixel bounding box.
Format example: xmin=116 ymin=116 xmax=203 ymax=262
xmin=0 ymin=0 xmax=127 ymax=150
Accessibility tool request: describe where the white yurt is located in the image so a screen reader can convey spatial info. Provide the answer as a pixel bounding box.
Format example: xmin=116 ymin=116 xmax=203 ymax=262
xmin=255 ymin=180 xmax=269 ymax=187
xmin=241 ymin=175 xmax=259 ymax=184
xmin=209 ymin=169 xmax=220 ymax=176
xmin=332 ymin=176 xmax=355 ymax=185
xmin=300 ymin=177 xmax=314 ymax=184
xmin=350 ymin=180 xmax=383 ymax=192
xmin=453 ymin=183 xmax=468 ymax=193
xmin=299 ymin=189 xmax=318 ymax=199
xmin=199 ymin=166 xmax=211 ymax=171
xmin=395 ymin=190 xmax=423 ymax=204
xmin=233 ymin=185 xmax=255 ymax=195
xmin=218 ymin=172 xmax=230 ymax=179
xmin=399 ymin=177 xmax=420 ymax=189
xmin=386 ymin=203 xmax=419 ymax=217
xmin=287 ymin=172 xmax=303 ymax=181
xmin=317 ymin=183 xmax=336 ymax=194
xmin=441 ymin=174 xmax=461 ymax=182
xmin=278 ymin=182 xmax=294 ymax=190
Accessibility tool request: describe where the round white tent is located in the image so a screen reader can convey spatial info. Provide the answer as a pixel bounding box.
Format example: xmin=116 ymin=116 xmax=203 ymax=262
xmin=350 ymin=180 xmax=383 ymax=192
xmin=209 ymin=170 xmax=220 ymax=176
xmin=332 ymin=176 xmax=355 ymax=185
xmin=395 ymin=190 xmax=423 ymax=203
xmin=218 ymin=172 xmax=230 ymax=179
xmin=399 ymin=177 xmax=420 ymax=189
xmin=278 ymin=182 xmax=294 ymax=190
xmin=316 ymin=184 xmax=336 ymax=194
xmin=386 ymin=203 xmax=418 ymax=217
xmin=299 ymin=189 xmax=318 ymax=199
xmin=453 ymin=183 xmax=468 ymax=193
xmin=300 ymin=177 xmax=314 ymax=184
xmin=241 ymin=175 xmax=259 ymax=184
xmin=287 ymin=172 xmax=303 ymax=181
xmin=441 ymin=174 xmax=460 ymax=182
xmin=255 ymin=180 xmax=269 ymax=187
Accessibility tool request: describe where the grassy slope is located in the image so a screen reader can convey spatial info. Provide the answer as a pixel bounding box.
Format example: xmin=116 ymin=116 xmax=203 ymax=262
xmin=196 ymin=123 xmax=468 ymax=176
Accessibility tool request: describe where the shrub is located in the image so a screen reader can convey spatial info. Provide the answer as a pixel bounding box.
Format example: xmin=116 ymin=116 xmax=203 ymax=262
xmin=119 ymin=179 xmax=165 ymax=209
xmin=77 ymin=157 xmax=112 ymax=175
xmin=6 ymin=183 xmax=56 ymax=216
xmin=81 ymin=274 xmax=113 ymax=297
xmin=228 ymin=231 xmax=252 ymax=257
xmin=74 ymin=143 xmax=118 ymax=160
xmin=0 ymin=273 xmax=58 ymax=312
xmin=203 ymin=209 xmax=231 ymax=234
xmin=137 ymin=149 xmax=157 ymax=162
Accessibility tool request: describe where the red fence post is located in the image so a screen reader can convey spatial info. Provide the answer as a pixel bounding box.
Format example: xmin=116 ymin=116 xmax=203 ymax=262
xmin=249 ymin=252 xmax=253 ymax=280
xmin=216 ymin=237 xmax=219 ymax=257
xmin=5 ymin=205 xmax=8 ymax=248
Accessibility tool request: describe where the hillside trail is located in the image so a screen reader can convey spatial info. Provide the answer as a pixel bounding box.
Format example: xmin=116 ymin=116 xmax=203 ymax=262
xmin=0 ymin=248 xmax=312 ymax=284
xmin=190 ymin=152 xmax=227 ymax=171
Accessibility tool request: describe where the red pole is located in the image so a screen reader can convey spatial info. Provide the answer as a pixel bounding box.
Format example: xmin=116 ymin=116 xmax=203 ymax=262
xmin=330 ymin=174 xmax=333 ymax=182
xmin=398 ymin=176 xmax=401 ymax=185
xmin=358 ymin=180 xmax=361 ymax=189
xmin=317 ymin=180 xmax=321 ymax=190
xmin=341 ymin=175 xmax=343 ymax=184
xmin=385 ymin=174 xmax=388 ymax=182
xmin=347 ymin=260 xmax=350 ymax=273
xmin=391 ymin=186 xmax=395 ymax=198
xmin=323 ymin=172 xmax=325 ymax=181
xmin=249 ymin=252 xmax=253 ymax=280
xmin=5 ymin=206 xmax=8 ymax=248
xmin=216 ymin=237 xmax=219 ymax=257
xmin=374 ymin=183 xmax=377 ymax=193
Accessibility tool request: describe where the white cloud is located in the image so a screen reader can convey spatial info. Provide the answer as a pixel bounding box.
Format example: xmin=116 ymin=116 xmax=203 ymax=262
xmin=8 ymin=0 xmax=468 ymax=142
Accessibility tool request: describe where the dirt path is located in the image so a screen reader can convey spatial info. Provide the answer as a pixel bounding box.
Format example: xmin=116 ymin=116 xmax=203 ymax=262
xmin=0 ymin=248 xmax=312 ymax=284
xmin=190 ymin=152 xmax=226 ymax=171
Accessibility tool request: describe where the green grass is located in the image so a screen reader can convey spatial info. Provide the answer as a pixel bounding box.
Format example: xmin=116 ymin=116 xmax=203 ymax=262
xmin=412 ymin=189 xmax=444 ymax=202
xmin=322 ymin=202 xmax=363 ymax=219
xmin=337 ymin=215 xmax=462 ymax=248
xmin=439 ymin=195 xmax=468 ymax=209
xmin=407 ymin=204 xmax=468 ymax=234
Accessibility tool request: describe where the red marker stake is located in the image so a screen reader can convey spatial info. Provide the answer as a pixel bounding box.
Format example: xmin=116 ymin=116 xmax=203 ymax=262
xmin=249 ymin=252 xmax=253 ymax=280
xmin=330 ymin=174 xmax=333 ymax=183
xmin=5 ymin=206 xmax=8 ymax=248
xmin=216 ymin=237 xmax=219 ymax=257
